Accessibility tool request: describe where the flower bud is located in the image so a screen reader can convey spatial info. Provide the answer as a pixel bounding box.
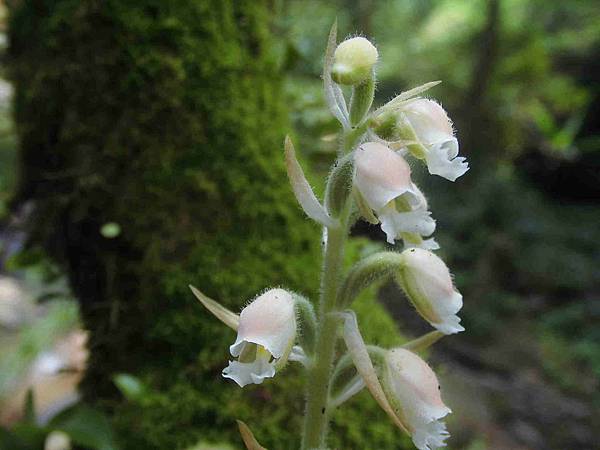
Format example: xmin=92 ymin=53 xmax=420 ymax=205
xmin=222 ymin=289 xmax=296 ymax=387
xmin=383 ymin=348 xmax=451 ymax=450
xmin=331 ymin=37 xmax=378 ymax=86
xmin=397 ymin=248 xmax=464 ymax=334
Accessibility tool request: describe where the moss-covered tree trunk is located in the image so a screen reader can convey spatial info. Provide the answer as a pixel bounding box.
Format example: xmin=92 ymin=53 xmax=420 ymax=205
xmin=8 ymin=1 xmax=408 ymax=448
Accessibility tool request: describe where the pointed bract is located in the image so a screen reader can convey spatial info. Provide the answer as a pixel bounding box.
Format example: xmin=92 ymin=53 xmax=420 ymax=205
xmin=375 ymin=81 xmax=442 ymax=114
xmin=340 ymin=311 xmax=410 ymax=434
xmin=285 ymin=136 xmax=337 ymax=228
xmin=323 ymin=21 xmax=350 ymax=128
xmin=190 ymin=285 xmax=239 ymax=330
xmin=237 ymin=420 xmax=268 ymax=450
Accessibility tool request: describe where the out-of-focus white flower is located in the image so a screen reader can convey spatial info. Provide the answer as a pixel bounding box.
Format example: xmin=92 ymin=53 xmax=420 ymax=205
xmin=354 ymin=142 xmax=436 ymax=245
xmin=1 ymin=330 xmax=89 ymax=426
xmin=44 ymin=431 xmax=71 ymax=450
xmin=400 ymin=99 xmax=468 ymax=182
xmin=397 ymin=248 xmax=464 ymax=334
xmin=222 ymin=289 xmax=296 ymax=387
xmin=383 ymin=348 xmax=451 ymax=450
xmin=331 ymin=37 xmax=378 ymax=86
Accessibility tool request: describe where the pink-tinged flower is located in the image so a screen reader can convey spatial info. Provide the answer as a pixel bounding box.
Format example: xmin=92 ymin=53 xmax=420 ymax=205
xmin=354 ymin=142 xmax=436 ymax=245
xmin=401 ymin=99 xmax=468 ymax=182
xmin=398 ymin=248 xmax=464 ymax=334
xmin=383 ymin=348 xmax=451 ymax=450
xmin=222 ymin=289 xmax=296 ymax=387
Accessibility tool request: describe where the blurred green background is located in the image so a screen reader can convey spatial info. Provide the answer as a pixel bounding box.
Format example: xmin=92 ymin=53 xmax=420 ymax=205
xmin=0 ymin=0 xmax=598 ymax=449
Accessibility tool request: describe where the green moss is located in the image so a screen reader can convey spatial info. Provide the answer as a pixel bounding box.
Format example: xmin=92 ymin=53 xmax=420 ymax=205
xmin=8 ymin=1 xmax=408 ymax=448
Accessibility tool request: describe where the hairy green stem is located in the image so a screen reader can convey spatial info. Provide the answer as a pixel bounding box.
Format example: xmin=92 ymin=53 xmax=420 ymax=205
xmin=301 ymin=220 xmax=348 ymax=449
xmin=301 ymin=123 xmax=361 ymax=448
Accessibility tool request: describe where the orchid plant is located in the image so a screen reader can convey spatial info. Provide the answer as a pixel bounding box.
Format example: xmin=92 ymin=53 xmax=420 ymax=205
xmin=190 ymin=23 xmax=468 ymax=450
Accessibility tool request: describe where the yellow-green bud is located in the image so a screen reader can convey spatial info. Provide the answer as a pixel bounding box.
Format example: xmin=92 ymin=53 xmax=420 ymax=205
xmin=331 ymin=37 xmax=378 ymax=86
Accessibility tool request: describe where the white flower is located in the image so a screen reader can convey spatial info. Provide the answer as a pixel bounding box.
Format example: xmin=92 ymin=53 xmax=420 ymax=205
xmin=222 ymin=289 xmax=296 ymax=387
xmin=397 ymin=248 xmax=464 ymax=334
xmin=383 ymin=348 xmax=451 ymax=450
xmin=354 ymin=142 xmax=436 ymax=245
xmin=400 ymin=99 xmax=468 ymax=181
xmin=331 ymin=37 xmax=378 ymax=86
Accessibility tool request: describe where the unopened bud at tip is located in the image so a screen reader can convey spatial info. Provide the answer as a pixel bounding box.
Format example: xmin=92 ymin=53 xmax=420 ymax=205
xmin=331 ymin=37 xmax=378 ymax=86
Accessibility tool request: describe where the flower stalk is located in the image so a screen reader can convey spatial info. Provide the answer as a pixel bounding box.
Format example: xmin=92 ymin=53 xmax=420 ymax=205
xmin=301 ymin=135 xmax=356 ymax=450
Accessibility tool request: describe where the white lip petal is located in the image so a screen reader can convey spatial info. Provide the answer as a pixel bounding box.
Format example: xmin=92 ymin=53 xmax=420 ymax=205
xmin=222 ymin=354 xmax=276 ymax=388
xmin=412 ymin=419 xmax=450 ymax=450
xmin=405 ymin=237 xmax=440 ymax=251
xmin=424 ymin=140 xmax=469 ymax=182
xmin=432 ymin=316 xmax=464 ymax=335
xmin=379 ymin=207 xmax=436 ymax=244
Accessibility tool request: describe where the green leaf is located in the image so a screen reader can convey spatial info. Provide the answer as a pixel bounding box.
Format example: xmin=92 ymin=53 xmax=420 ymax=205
xmin=50 ymin=405 xmax=119 ymax=450
xmin=113 ymin=373 xmax=146 ymax=402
